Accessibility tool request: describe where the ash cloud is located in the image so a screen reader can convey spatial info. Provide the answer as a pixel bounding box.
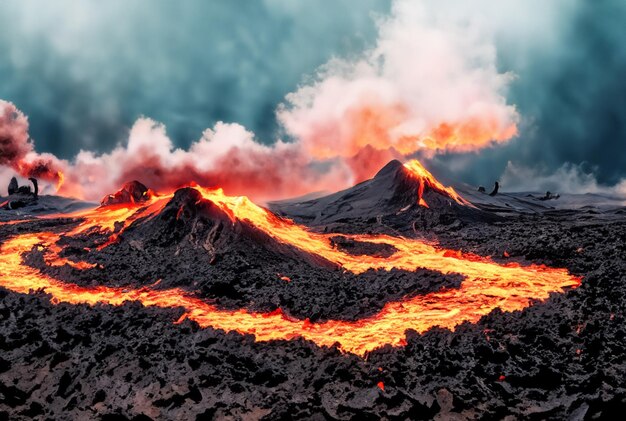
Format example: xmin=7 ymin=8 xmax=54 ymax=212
xmin=0 ymin=102 xmax=31 ymax=166
xmin=63 ymin=119 xmax=352 ymax=202
xmin=279 ymin=0 xmax=519 ymax=163
xmin=1 ymin=0 xmax=625 ymax=199
xmin=0 ymin=101 xmax=65 ymax=187
xmin=430 ymin=0 xmax=626 ymax=188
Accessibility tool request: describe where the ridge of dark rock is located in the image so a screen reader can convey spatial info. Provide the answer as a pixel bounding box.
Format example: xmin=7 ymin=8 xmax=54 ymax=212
xmin=107 ymin=187 xmax=337 ymax=270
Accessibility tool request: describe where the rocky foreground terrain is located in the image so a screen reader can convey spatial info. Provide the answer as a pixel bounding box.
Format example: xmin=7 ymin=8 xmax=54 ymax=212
xmin=1 ymin=161 xmax=625 ymax=420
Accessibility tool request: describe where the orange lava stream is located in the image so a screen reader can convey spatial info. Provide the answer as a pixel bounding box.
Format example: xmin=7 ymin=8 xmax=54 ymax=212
xmin=0 ymin=182 xmax=581 ymax=356
xmin=403 ymin=160 xmax=473 ymax=207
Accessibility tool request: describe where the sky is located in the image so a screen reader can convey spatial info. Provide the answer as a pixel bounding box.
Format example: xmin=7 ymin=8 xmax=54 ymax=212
xmin=0 ymin=0 xmax=389 ymax=156
xmin=1 ymin=0 xmax=625 ymax=198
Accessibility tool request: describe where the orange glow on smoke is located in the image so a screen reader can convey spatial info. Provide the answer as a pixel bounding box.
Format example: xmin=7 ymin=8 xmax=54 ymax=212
xmin=55 ymin=171 xmax=65 ymax=192
xmin=0 ymin=173 xmax=580 ymax=356
xmin=419 ymin=118 xmax=518 ymax=154
xmin=306 ymin=105 xmax=517 ymax=162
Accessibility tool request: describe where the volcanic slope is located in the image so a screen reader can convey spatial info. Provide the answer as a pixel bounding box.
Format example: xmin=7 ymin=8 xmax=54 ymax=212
xmin=4 ymin=164 xmax=578 ymax=332
xmin=0 ymin=184 xmax=580 ymax=358
xmin=269 ymin=159 xmax=497 ymax=231
xmin=19 ymin=186 xmax=463 ymax=322
xmin=0 ymin=187 xmax=623 ymax=419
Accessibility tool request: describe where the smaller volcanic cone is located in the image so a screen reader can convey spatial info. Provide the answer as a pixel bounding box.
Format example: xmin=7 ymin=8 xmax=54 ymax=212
xmin=101 ymin=186 xmax=337 ymax=270
xmin=369 ymin=159 xmax=473 ymax=210
xmin=100 ymin=180 xmax=153 ymax=207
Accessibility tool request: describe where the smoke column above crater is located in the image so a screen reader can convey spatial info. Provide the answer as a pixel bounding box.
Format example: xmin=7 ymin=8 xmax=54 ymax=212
xmin=0 ymin=0 xmax=519 ymax=201
xmin=278 ymin=1 xmax=518 ymax=160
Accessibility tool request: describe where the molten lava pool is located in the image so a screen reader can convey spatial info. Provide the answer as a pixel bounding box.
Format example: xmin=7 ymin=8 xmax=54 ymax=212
xmin=0 ymin=184 xmax=581 ymax=356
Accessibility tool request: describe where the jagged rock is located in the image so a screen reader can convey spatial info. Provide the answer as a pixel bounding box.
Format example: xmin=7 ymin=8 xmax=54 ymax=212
xmin=2 ymin=177 xmax=39 ymax=210
xmin=101 ymin=181 xmax=151 ymax=207
xmin=0 ymin=160 xmax=625 ymax=420
xmin=7 ymin=177 xmax=18 ymax=195
xmin=489 ymin=181 xmax=499 ymax=196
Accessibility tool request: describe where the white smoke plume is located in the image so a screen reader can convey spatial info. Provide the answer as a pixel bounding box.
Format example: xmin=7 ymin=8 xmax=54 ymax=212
xmin=1 ymin=0 xmax=521 ymax=201
xmin=278 ymin=0 xmax=519 ymax=161
xmin=500 ymin=161 xmax=626 ymax=197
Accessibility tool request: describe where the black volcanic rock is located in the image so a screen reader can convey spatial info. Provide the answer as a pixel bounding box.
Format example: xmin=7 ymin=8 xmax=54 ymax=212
xmin=1 ymin=207 xmax=626 ymax=420
xmin=17 ymin=186 xmax=463 ymax=322
xmin=125 ymin=187 xmax=236 ymax=249
xmin=114 ymin=187 xmax=337 ymax=269
xmin=270 ymin=160 xmax=417 ymax=224
xmin=1 ymin=176 xmax=626 ymax=419
xmin=100 ymin=180 xmax=150 ymax=207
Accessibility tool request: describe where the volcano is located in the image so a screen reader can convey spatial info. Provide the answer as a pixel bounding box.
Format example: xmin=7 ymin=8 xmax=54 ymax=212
xmin=0 ymin=159 xmax=625 ymax=420
xmin=101 ymin=186 xmax=337 ymax=269
xmin=270 ymin=159 xmax=496 ymax=232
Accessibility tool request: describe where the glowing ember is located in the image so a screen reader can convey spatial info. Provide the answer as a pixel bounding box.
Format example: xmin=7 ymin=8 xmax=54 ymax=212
xmin=0 ymin=180 xmax=581 ymax=356
xmin=55 ymin=171 xmax=65 ymax=192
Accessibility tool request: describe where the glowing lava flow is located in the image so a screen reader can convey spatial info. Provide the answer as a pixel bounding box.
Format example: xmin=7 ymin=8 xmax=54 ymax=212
xmin=0 ymin=183 xmax=581 ymax=356
xmin=403 ymin=160 xmax=473 ymax=208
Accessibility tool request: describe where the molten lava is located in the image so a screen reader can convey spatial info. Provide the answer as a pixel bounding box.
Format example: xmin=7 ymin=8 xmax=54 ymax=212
xmin=0 ymin=172 xmax=581 ymax=356
xmin=403 ymin=160 xmax=472 ymax=208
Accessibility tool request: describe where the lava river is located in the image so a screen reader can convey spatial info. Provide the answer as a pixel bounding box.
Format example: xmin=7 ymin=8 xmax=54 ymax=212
xmin=0 ymin=177 xmax=581 ymax=356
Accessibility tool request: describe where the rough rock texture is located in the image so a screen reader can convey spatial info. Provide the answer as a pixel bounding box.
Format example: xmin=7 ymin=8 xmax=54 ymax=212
xmin=1 ymin=208 xmax=626 ymax=420
xmin=21 ymin=187 xmax=461 ymax=322
xmin=1 ymin=174 xmax=626 ymax=419
xmin=101 ymin=181 xmax=150 ymax=207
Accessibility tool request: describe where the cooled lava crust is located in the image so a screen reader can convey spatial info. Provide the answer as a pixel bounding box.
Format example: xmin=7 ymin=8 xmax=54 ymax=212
xmin=1 ymin=165 xmax=625 ymax=419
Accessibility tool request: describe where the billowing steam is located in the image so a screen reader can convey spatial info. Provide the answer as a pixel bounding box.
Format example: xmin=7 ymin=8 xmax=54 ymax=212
xmin=0 ymin=102 xmax=64 ymax=186
xmin=0 ymin=0 xmax=519 ymax=201
xmin=60 ymin=119 xmax=354 ymax=202
xmin=279 ymin=0 xmax=518 ymax=164
xmin=500 ymin=161 xmax=626 ymax=197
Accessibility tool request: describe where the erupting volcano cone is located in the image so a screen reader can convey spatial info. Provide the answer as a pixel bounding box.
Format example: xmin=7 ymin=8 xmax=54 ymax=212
xmin=103 ymin=187 xmax=337 ymax=270
xmin=270 ymin=159 xmax=488 ymax=226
